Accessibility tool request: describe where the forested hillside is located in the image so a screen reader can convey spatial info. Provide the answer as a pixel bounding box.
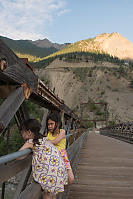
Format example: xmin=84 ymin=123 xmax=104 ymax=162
xmin=0 ymin=36 xmax=57 ymax=61
xmin=34 ymin=51 xmax=133 ymax=69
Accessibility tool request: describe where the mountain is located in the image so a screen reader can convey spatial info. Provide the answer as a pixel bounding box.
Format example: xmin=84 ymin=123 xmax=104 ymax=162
xmin=31 ymin=38 xmax=70 ymax=50
xmin=0 ymin=36 xmax=69 ymax=61
xmin=35 ymin=32 xmax=133 ymax=124
xmin=43 ymin=32 xmax=133 ymax=61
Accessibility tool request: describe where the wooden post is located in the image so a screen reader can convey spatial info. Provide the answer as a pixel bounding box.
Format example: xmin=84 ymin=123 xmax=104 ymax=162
xmin=40 ymin=109 xmax=49 ymax=135
xmin=61 ymin=110 xmax=65 ymax=129
xmin=1 ymin=182 xmax=5 ymax=199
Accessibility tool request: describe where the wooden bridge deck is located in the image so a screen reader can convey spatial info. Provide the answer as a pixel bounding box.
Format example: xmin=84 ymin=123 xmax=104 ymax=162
xmin=68 ymin=131 xmax=133 ymax=199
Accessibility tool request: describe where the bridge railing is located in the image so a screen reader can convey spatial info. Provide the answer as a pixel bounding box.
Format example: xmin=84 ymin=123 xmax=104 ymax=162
xmin=0 ymin=39 xmax=82 ymax=199
xmin=100 ymin=122 xmax=133 ymax=143
xmin=58 ymin=130 xmax=88 ymax=199
xmin=0 ymin=129 xmax=88 ymax=199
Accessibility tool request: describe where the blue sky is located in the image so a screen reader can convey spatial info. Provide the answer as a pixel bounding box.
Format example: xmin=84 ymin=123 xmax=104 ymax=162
xmin=0 ymin=0 xmax=133 ymax=44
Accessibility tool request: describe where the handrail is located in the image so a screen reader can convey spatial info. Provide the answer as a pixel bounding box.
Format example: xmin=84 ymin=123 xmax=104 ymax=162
xmin=0 ymin=131 xmax=79 ymax=165
xmin=100 ymin=121 xmax=133 ymax=143
xmin=0 ymin=40 xmax=81 ymax=199
xmin=0 ymin=148 xmax=32 ymax=165
xmin=57 ymin=130 xmax=88 ymax=199
xmin=66 ymin=132 xmax=78 ymax=138
xmin=0 ymin=129 xmax=87 ymax=199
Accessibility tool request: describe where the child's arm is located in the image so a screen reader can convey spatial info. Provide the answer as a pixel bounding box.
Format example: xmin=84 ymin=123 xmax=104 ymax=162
xmin=19 ymin=142 xmax=33 ymax=151
xmin=18 ymin=142 xmax=33 ymax=160
xmin=50 ymin=129 xmax=66 ymax=145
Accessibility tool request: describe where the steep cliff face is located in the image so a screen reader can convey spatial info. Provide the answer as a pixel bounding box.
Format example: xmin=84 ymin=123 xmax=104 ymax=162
xmin=36 ymin=59 xmax=133 ymax=122
xmin=36 ymin=64 xmax=82 ymax=108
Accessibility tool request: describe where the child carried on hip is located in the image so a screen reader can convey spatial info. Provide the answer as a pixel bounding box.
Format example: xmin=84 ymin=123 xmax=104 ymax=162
xmin=46 ymin=112 xmax=74 ymax=185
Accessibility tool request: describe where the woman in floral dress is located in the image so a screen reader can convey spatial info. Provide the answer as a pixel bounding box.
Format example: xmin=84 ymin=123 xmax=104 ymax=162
xmin=19 ymin=119 xmax=68 ymax=199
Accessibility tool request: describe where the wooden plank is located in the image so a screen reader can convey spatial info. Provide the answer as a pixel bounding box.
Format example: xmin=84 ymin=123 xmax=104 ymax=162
xmin=29 ymin=92 xmax=60 ymax=111
xmin=0 ymin=86 xmax=25 ymax=133
xmin=18 ymin=182 xmax=41 ymax=199
xmin=0 ymin=40 xmax=79 ymax=120
xmin=0 ymin=39 xmax=38 ymax=91
xmin=0 ymin=155 xmax=31 ymax=183
xmin=40 ymin=109 xmax=49 ymax=135
xmin=37 ymin=80 xmax=63 ymax=108
xmin=13 ymin=165 xmax=32 ymax=199
xmin=69 ymin=132 xmax=133 ymax=199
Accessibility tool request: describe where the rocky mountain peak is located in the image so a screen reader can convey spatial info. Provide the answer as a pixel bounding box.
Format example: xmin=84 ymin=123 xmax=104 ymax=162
xmin=94 ymin=32 xmax=133 ymax=60
xmin=57 ymin=32 xmax=133 ymax=61
xmin=31 ymin=38 xmax=70 ymax=50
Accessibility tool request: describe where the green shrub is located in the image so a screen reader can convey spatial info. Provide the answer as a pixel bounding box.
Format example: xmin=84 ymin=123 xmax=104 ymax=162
xmin=108 ymin=120 xmax=116 ymax=126
xmin=25 ymin=101 xmax=44 ymax=122
xmin=101 ymin=91 xmax=105 ymax=95
xmin=9 ymin=129 xmax=24 ymax=153
xmin=83 ymin=121 xmax=94 ymax=128
xmin=89 ymin=103 xmax=97 ymax=111
xmin=40 ymin=76 xmax=50 ymax=86
xmin=95 ymin=111 xmax=103 ymax=115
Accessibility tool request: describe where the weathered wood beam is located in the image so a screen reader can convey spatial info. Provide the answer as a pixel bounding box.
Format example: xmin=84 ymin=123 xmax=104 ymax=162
xmin=61 ymin=110 xmax=65 ymax=128
xmin=29 ymin=92 xmax=60 ymax=111
xmin=0 ymin=86 xmax=25 ymax=133
xmin=0 ymin=155 xmax=31 ymax=183
xmin=0 ymin=39 xmax=78 ymax=120
xmin=15 ymin=102 xmax=30 ymax=128
xmin=0 ymin=70 xmax=18 ymax=85
xmin=0 ymin=84 xmax=18 ymax=98
xmin=0 ymin=39 xmax=38 ymax=92
xmin=18 ymin=182 xmax=41 ymax=199
xmin=13 ymin=165 xmax=32 ymax=199
xmin=37 ymin=80 xmax=63 ymax=108
xmin=40 ymin=109 xmax=49 ymax=135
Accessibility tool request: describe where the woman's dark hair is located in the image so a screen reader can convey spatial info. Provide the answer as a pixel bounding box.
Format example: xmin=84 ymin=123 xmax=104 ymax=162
xmin=0 ymin=55 xmax=7 ymax=63
xmin=46 ymin=112 xmax=61 ymax=134
xmin=20 ymin=119 xmax=43 ymax=144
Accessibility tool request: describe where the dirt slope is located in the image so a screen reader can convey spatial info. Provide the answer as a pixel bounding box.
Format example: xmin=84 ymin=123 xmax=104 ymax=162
xmin=36 ymin=59 xmax=133 ymax=122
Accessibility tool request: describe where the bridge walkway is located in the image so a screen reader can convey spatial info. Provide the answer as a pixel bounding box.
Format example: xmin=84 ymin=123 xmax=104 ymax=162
xmin=68 ymin=131 xmax=133 ymax=199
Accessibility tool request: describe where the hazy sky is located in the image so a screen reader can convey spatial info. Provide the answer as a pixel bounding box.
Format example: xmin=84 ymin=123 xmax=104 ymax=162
xmin=0 ymin=0 xmax=133 ymax=44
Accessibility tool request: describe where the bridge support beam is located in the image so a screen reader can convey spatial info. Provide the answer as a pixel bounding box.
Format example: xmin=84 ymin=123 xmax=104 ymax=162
xmin=0 ymin=86 xmax=25 ymax=134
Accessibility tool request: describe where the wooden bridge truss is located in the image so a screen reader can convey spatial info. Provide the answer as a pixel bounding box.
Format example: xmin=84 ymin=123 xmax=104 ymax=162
xmin=0 ymin=39 xmax=87 ymax=199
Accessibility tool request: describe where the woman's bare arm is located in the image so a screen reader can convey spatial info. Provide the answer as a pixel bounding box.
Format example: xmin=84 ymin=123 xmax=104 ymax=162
xmin=17 ymin=142 xmax=33 ymax=160
xmin=50 ymin=129 xmax=66 ymax=145
xmin=19 ymin=142 xmax=33 ymax=151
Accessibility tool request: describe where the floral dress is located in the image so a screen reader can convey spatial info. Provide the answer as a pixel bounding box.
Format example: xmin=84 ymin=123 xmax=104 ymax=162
xmin=28 ymin=137 xmax=68 ymax=195
xmin=47 ymin=131 xmax=71 ymax=169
